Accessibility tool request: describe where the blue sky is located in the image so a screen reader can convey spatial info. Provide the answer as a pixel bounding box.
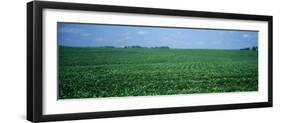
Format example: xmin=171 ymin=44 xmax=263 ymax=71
xmin=58 ymin=22 xmax=258 ymax=49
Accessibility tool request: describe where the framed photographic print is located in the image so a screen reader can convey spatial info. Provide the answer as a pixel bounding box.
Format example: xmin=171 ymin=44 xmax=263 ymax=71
xmin=27 ymin=1 xmax=273 ymax=122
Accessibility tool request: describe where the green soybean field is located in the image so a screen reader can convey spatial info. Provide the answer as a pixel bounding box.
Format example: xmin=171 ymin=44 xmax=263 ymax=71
xmin=59 ymin=47 xmax=258 ymax=99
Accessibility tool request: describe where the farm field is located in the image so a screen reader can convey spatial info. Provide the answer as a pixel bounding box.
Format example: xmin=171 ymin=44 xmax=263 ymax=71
xmin=58 ymin=47 xmax=258 ymax=99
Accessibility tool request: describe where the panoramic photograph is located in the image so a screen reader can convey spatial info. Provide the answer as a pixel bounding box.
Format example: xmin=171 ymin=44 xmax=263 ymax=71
xmin=58 ymin=22 xmax=258 ymax=99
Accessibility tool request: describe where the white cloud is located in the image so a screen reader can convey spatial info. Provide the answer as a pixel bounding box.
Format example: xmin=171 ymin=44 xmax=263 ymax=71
xmin=123 ymin=32 xmax=132 ymax=40
xmin=176 ymin=31 xmax=182 ymax=35
xmin=91 ymin=37 xmax=104 ymax=43
xmin=125 ymin=36 xmax=131 ymax=40
xmin=242 ymin=34 xmax=250 ymax=38
xmin=137 ymin=30 xmax=146 ymax=35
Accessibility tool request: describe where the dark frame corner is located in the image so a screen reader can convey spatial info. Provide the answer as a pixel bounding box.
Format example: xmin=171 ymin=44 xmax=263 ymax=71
xmin=27 ymin=1 xmax=273 ymax=122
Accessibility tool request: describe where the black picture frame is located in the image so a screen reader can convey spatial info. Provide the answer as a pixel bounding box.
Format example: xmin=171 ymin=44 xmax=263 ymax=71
xmin=27 ymin=1 xmax=273 ymax=122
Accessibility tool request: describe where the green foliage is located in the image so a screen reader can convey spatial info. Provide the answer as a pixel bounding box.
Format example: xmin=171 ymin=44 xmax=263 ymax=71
xmin=59 ymin=47 xmax=258 ymax=99
xmin=240 ymin=46 xmax=258 ymax=51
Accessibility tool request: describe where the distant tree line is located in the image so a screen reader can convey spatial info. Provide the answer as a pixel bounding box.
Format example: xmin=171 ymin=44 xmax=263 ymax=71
xmin=240 ymin=46 xmax=258 ymax=51
xmin=151 ymin=46 xmax=170 ymax=49
xmin=100 ymin=45 xmax=170 ymax=49
xmin=124 ymin=45 xmax=170 ymax=49
xmin=101 ymin=46 xmax=116 ymax=48
xmin=124 ymin=45 xmax=144 ymax=48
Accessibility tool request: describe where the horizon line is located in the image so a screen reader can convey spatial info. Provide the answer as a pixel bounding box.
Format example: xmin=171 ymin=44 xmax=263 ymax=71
xmin=59 ymin=45 xmax=258 ymax=50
